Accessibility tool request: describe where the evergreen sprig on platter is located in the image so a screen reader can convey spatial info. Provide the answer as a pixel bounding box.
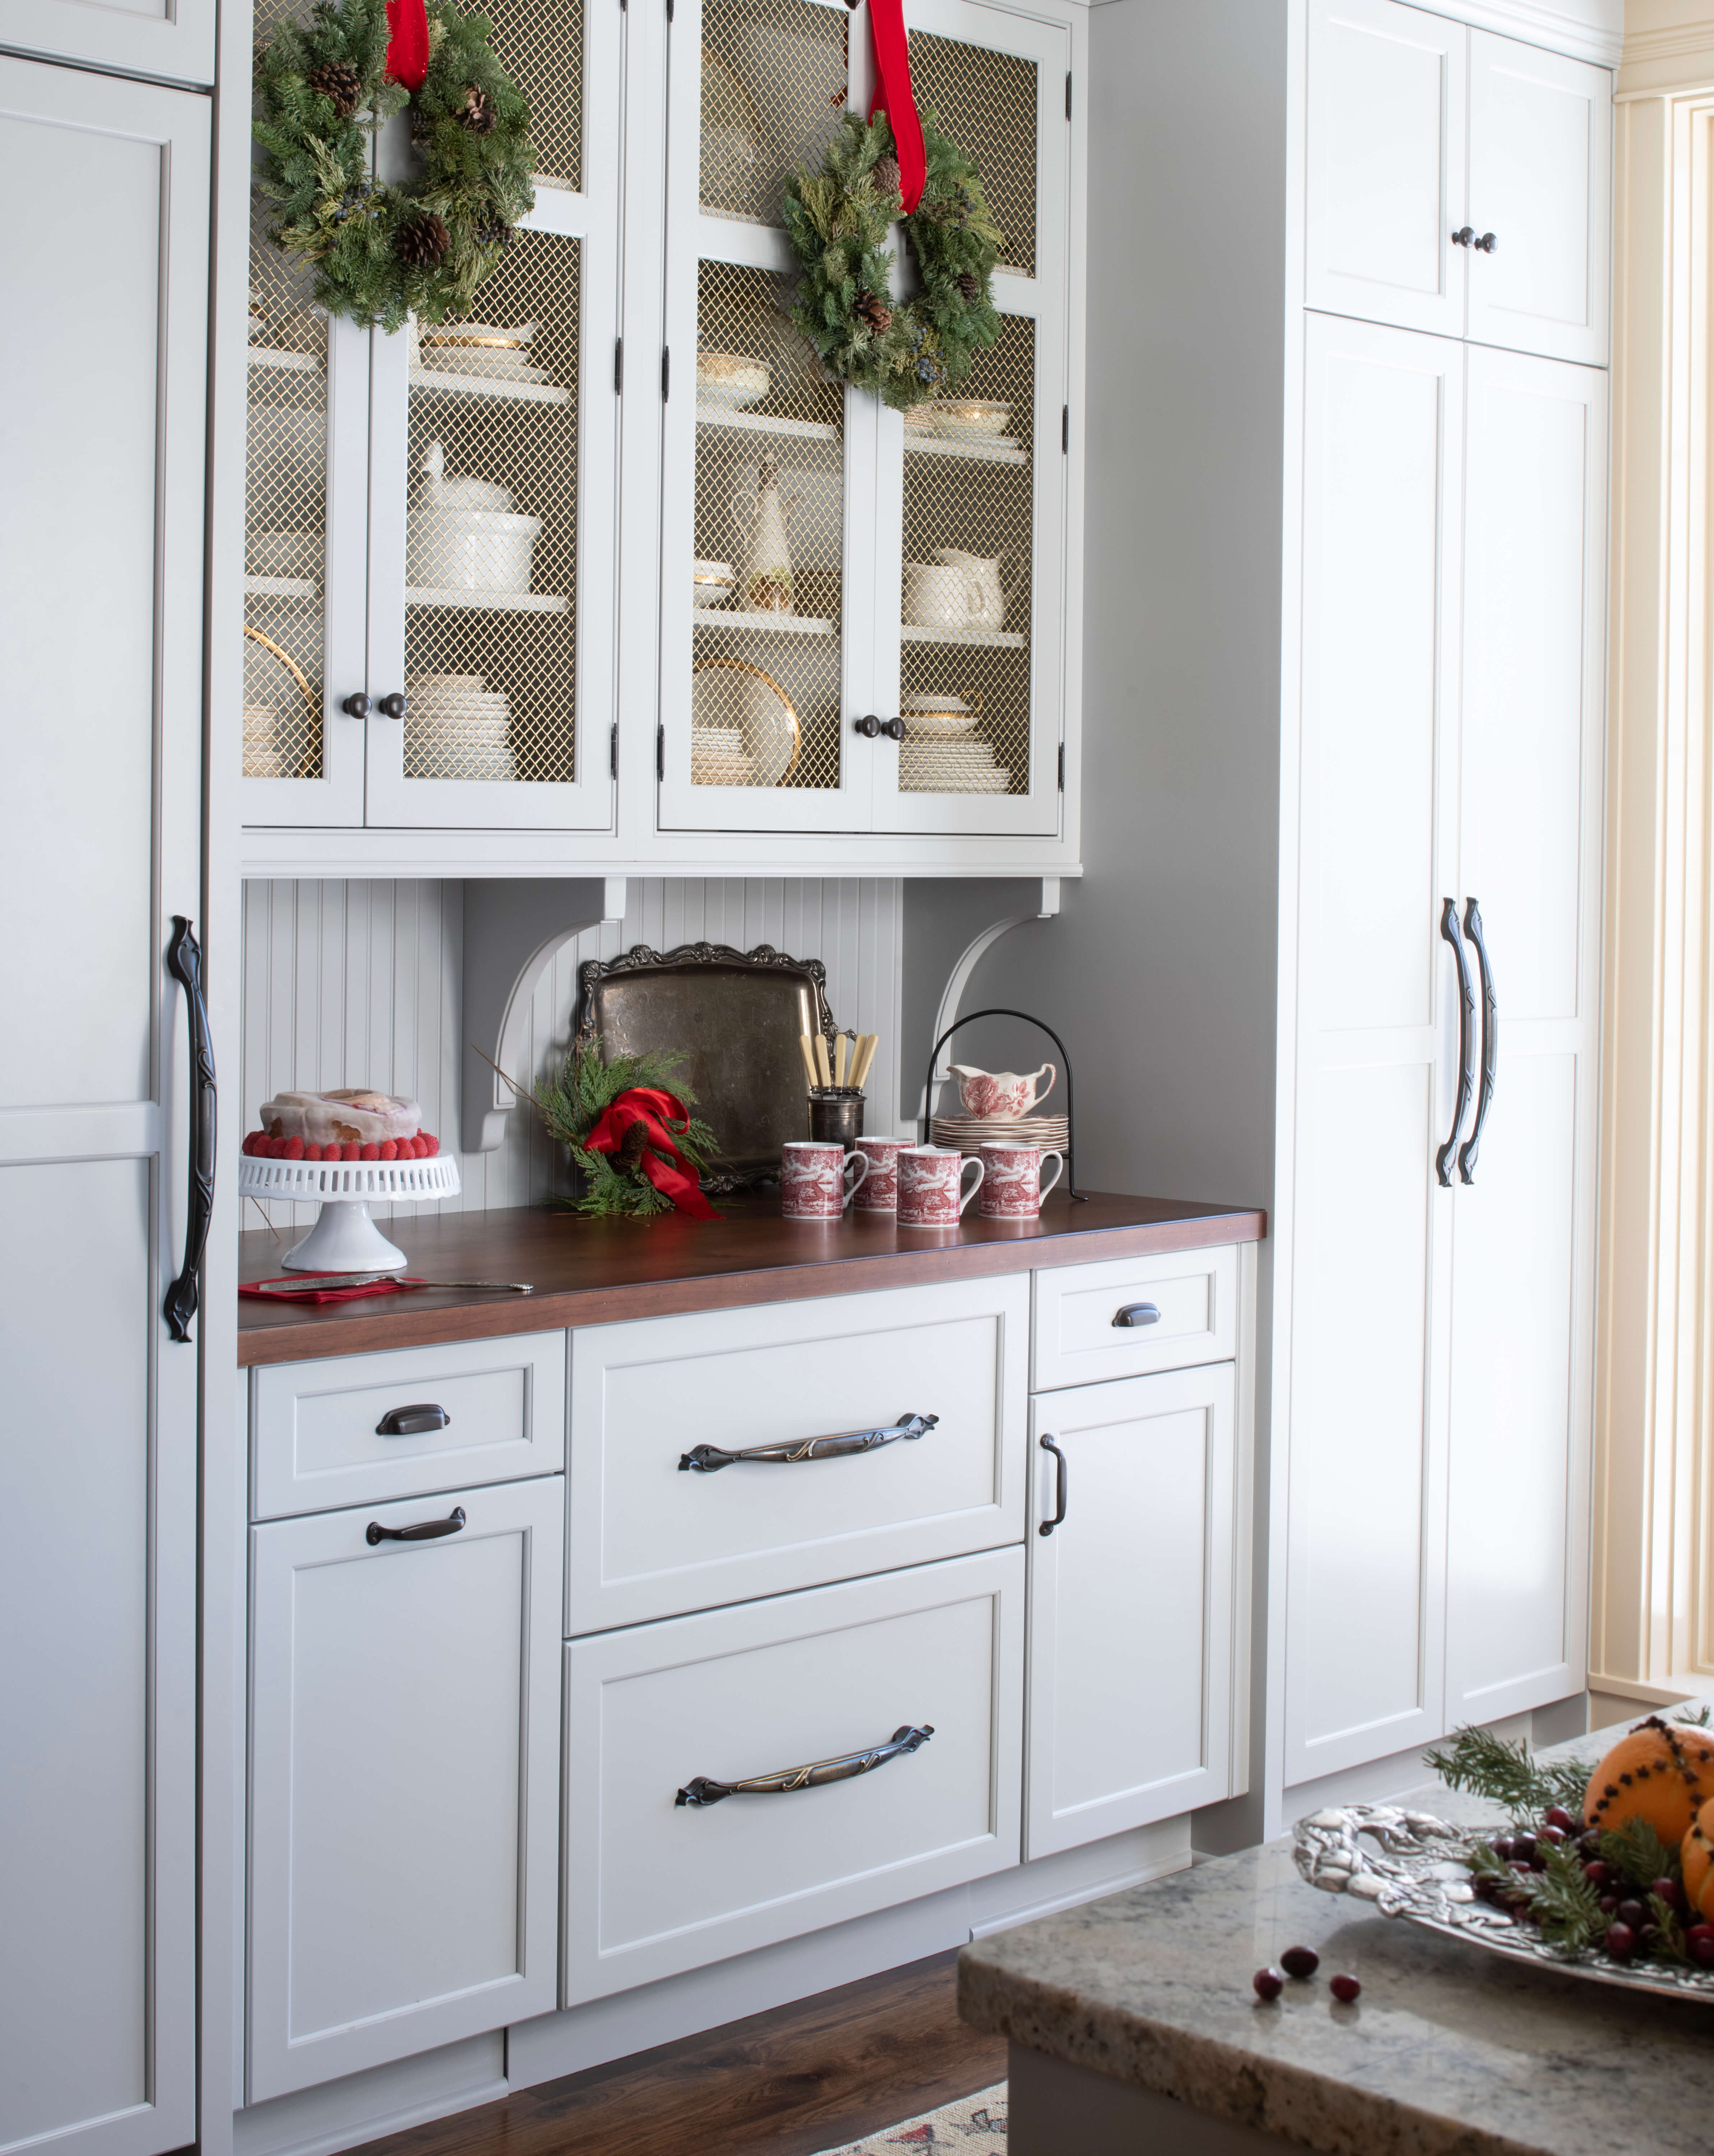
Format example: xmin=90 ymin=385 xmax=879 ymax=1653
xmin=784 ymin=111 xmax=1003 ymax=411
xmin=526 ymin=1040 xmax=720 ymax=1219
xmin=253 ymin=0 xmax=534 ymax=332
xmin=1423 ymin=1723 xmax=1593 ymax=1822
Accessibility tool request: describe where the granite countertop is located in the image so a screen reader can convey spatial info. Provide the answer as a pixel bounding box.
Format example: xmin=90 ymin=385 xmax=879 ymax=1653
xmin=960 ymin=1721 xmax=1714 ymax=2156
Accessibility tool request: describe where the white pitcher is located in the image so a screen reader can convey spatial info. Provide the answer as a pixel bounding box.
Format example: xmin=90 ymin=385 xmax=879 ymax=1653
xmin=730 ymin=451 xmax=795 ymax=613
xmin=903 ymin=559 xmax=972 ymax=630
xmin=933 ymin=548 xmax=1016 ymax=631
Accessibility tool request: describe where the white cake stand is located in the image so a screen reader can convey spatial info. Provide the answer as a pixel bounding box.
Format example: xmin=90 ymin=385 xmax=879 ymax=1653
xmin=238 ymin=1153 xmax=462 ymax=1272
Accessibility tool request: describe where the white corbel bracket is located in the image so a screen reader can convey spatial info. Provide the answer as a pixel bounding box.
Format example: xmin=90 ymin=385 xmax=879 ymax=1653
xmin=916 ymin=876 xmax=1061 ymax=1126
xmin=461 ymin=878 xmax=627 ymax=1153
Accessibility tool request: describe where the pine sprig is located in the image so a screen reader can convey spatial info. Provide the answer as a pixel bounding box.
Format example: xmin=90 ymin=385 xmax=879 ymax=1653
xmin=522 ymin=1038 xmax=720 ymax=1219
xmin=1424 ymin=1724 xmax=1593 ymax=1822
xmin=1530 ymin=1841 xmax=1608 ymax=1952
xmin=1598 ymin=1816 xmax=1678 ymax=1892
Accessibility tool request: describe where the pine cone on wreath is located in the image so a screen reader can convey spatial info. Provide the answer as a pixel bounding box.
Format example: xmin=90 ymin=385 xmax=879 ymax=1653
xmin=307 ymin=59 xmax=362 ymax=118
xmin=460 ymin=86 xmax=497 ymax=134
xmin=955 ymin=270 xmax=979 ymax=303
xmin=617 ymin=1120 xmax=650 ymax=1171
xmin=872 ymin=155 xmax=901 ymax=204
xmin=854 ymin=287 xmax=892 ymax=334
xmin=395 ymin=211 xmax=452 ymax=268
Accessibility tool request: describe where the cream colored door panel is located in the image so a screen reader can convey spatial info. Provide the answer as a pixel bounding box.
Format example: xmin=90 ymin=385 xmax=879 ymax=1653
xmin=1026 ymin=1367 xmax=1237 ymax=1860
xmin=247 ymin=1478 xmax=562 ymax=2099
xmin=1305 ymin=0 xmax=1467 ymax=337
xmin=251 ymin=1331 xmax=567 ymax=1519
xmin=566 ymin=1277 xmax=1028 ymax=1632
xmin=562 ymin=1548 xmax=1024 ymax=2004
xmin=1466 ymin=33 xmax=1610 ymax=367
xmin=1287 ymin=313 xmax=1462 ymax=1786
xmin=1030 ymin=1246 xmax=1237 ymax=1391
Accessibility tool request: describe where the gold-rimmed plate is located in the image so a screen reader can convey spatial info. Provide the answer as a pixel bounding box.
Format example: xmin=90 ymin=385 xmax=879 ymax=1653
xmin=690 ymin=658 xmax=799 ymax=786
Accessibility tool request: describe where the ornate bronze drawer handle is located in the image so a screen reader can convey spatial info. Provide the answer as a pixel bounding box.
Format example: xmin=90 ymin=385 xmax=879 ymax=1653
xmin=676 ymin=1724 xmax=934 ymax=1808
xmin=679 ymin=1412 xmax=938 ymax=1474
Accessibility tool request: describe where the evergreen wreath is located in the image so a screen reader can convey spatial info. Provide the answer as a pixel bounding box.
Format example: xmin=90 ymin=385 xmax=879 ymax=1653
xmin=783 ymin=110 xmax=1003 ymax=411
xmin=524 ymin=1041 xmax=721 ymax=1220
xmin=252 ymin=0 xmax=535 ymax=334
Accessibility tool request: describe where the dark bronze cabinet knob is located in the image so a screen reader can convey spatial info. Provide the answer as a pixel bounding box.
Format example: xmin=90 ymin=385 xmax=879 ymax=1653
xmin=1474 ymin=231 xmax=1498 ymax=253
xmin=377 ymin=692 xmax=408 ymax=719
xmin=1452 ymin=226 xmax=1475 ymax=247
xmin=342 ymin=693 xmax=372 ymax=718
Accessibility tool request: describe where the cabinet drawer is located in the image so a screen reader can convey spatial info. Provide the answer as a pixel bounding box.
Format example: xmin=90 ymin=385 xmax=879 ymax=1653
xmin=566 ymin=1277 xmax=1029 ymax=1633
xmin=1031 ymin=1246 xmax=1238 ymax=1391
xmin=251 ymin=1332 xmax=566 ymax=1519
xmin=562 ymin=1547 xmax=1024 ymax=2004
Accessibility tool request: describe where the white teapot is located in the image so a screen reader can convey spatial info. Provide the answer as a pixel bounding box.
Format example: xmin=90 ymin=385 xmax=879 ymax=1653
xmin=949 ymin=1061 xmax=1057 ymax=1119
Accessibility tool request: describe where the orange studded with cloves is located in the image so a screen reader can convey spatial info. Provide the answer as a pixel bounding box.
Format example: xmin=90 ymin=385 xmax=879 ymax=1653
xmin=1584 ymin=1717 xmax=1714 ymax=1844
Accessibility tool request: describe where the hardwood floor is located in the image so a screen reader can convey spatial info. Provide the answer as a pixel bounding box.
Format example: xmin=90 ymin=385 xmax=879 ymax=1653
xmin=356 ymin=1950 xmax=1006 ymax=2156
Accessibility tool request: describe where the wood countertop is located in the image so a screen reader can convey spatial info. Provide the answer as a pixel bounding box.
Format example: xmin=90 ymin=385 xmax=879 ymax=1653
xmin=237 ymin=1190 xmax=1264 ymax=1367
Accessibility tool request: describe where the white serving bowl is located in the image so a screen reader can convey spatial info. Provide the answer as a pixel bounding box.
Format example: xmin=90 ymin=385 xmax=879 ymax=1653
xmin=694 ymin=556 xmax=735 ymax=608
xmin=697 ymin=350 xmax=770 ymax=409
xmin=407 ymin=504 xmax=542 ymax=593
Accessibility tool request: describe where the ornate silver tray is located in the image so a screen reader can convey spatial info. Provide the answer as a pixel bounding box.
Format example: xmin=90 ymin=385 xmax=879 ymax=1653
xmin=1292 ymin=1804 xmax=1714 ymax=2002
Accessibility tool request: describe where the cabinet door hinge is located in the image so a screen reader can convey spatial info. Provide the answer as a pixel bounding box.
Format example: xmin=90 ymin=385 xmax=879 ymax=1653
xmin=1065 ymin=72 xmax=1072 ymax=121
xmin=1057 ymin=742 xmax=1066 ymax=792
xmin=610 ymin=722 xmax=619 ymax=779
xmin=1062 ymin=405 xmax=1069 ymax=454
xmin=614 ymin=337 xmax=624 ymax=394
xmin=661 ymin=346 xmax=670 ymax=401
xmin=657 ymin=724 xmax=666 ymax=779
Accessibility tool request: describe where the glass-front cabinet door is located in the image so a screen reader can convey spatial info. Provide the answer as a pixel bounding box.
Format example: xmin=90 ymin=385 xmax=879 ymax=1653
xmin=242 ymin=0 xmax=619 ymax=833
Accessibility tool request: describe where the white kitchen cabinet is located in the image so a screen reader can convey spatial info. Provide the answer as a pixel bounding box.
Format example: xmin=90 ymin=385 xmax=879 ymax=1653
xmin=659 ymin=0 xmax=1071 ymax=840
xmin=1284 ymin=314 xmax=1603 ymax=1785
xmin=0 ymin=55 xmax=206 ymax=2156
xmin=563 ymin=1547 xmax=1024 ymax=2004
xmin=240 ymin=0 xmax=622 ymax=836
xmin=1025 ymin=1367 xmax=1237 ymax=1860
xmin=0 ymin=0 xmax=214 ymax=83
xmin=247 ymin=1477 xmax=563 ymax=2099
xmin=1030 ymin=1243 xmax=1238 ymax=1391
xmin=1305 ymin=0 xmax=1609 ymax=363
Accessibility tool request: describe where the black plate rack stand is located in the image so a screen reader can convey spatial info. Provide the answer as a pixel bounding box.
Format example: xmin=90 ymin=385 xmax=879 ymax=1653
xmin=922 ymin=1009 xmax=1087 ymax=1202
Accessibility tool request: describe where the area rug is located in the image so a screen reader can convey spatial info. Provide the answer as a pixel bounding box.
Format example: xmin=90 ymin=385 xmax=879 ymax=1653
xmin=813 ymin=2082 xmax=1007 ymax=2151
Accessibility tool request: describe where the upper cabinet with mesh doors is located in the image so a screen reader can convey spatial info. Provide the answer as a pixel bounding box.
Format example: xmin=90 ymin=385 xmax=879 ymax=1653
xmin=658 ymin=0 xmax=1080 ymax=849
xmin=231 ymin=0 xmax=1086 ymax=873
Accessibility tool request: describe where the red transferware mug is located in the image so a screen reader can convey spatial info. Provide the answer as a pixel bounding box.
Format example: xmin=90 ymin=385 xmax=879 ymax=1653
xmin=780 ymin=1140 xmax=870 ymax=1219
xmin=853 ymin=1134 xmax=911 ymax=1212
xmin=977 ymin=1140 xmax=1065 ymax=1219
xmin=897 ymin=1145 xmax=984 ymax=1227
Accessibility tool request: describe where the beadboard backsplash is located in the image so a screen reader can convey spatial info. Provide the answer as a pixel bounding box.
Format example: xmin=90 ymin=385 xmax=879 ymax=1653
xmin=241 ymin=879 xmax=905 ymax=1229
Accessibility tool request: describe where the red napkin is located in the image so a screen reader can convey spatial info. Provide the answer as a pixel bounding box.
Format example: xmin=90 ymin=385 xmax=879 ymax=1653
xmin=240 ymin=1272 xmax=430 ymax=1305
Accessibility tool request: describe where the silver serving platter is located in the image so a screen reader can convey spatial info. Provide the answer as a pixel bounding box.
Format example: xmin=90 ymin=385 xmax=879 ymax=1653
xmin=1292 ymin=1803 xmax=1714 ymax=2003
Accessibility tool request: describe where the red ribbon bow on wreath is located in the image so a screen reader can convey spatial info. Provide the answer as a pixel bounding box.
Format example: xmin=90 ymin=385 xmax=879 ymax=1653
xmin=867 ymin=0 xmax=926 ymax=214
xmin=384 ymin=0 xmax=431 ymax=91
xmin=583 ymin=1087 xmax=719 ymax=1218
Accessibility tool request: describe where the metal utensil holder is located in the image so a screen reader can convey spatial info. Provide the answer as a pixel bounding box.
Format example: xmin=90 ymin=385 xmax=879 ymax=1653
xmin=922 ymin=1009 xmax=1085 ymax=1201
xmin=808 ymin=1086 xmax=865 ymax=1148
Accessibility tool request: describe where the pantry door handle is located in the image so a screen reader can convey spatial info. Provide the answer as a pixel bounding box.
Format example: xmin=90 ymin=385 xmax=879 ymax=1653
xmin=375 ymin=1403 xmax=451 ymax=1436
xmin=1436 ymin=898 xmax=1477 ymax=1188
xmin=165 ymin=917 xmax=216 ymax=1344
xmin=1038 ymin=1432 xmax=1069 ymax=1536
xmin=366 ymin=1505 xmax=466 ymax=1545
xmin=679 ymin=1411 xmax=937 ymax=1472
xmin=1459 ymin=898 xmax=1498 ymax=1185
xmin=1112 ymin=1302 xmax=1161 ymax=1327
xmin=676 ymin=1724 xmax=934 ymax=1807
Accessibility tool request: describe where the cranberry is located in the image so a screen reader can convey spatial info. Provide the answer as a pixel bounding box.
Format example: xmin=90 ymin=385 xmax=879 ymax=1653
xmin=1652 ymin=1876 xmax=1686 ymax=1915
xmin=1599 ymin=1895 xmax=1619 ymax=1916
xmin=1584 ymin=1861 xmax=1612 ymax=1889
xmin=1281 ymin=1947 xmax=1320 ymax=1980
xmin=1511 ymin=1834 xmax=1537 ymax=1863
xmin=1530 ymin=1851 xmax=1550 ymax=1872
xmin=1579 ymin=1830 xmax=1603 ymax=1856
xmin=1605 ymin=1922 xmax=1638 ymax=1962
xmin=1254 ymin=1969 xmax=1283 ymax=2001
xmin=1538 ymin=1825 xmax=1567 ymax=1848
xmin=1491 ymin=1837 xmax=1515 ymax=1862
xmin=1617 ymin=1899 xmax=1647 ymax=1930
xmin=1687 ymin=1925 xmax=1714 ymax=1967
xmin=1544 ymin=1806 xmax=1577 ymax=1834
xmin=1329 ymin=1974 xmax=1361 ymax=2003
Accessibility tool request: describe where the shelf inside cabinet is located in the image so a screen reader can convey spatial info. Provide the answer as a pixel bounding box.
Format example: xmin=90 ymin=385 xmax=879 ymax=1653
xmin=249 ymin=345 xmax=320 ymax=378
xmin=245 ymin=574 xmax=319 ymax=599
xmin=410 ymin=365 xmax=572 ymax=408
xmin=405 ymin=586 xmax=570 ymax=614
xmin=904 ymin=433 xmax=1028 ymax=467
xmin=900 ymin=623 xmax=1027 ymax=650
xmin=695 ymin=402 xmax=838 ymax=444
xmin=692 ymin=608 xmax=836 ymax=637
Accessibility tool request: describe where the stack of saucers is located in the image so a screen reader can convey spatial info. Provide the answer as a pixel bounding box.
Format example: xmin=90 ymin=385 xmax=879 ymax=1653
xmin=690 ymin=725 xmax=755 ymax=786
xmin=405 ymin=672 xmax=515 ymax=780
xmin=931 ymin=1110 xmax=1070 ymax=1158
xmin=899 ymin=722 xmax=1012 ymax=794
xmin=244 ymin=703 xmax=283 ymax=777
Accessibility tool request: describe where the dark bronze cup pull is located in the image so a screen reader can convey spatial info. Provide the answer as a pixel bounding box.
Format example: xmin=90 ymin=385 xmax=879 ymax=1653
xmin=366 ymin=1505 xmax=466 ymax=1546
xmin=1038 ymin=1432 xmax=1069 ymax=1536
xmin=376 ymin=1402 xmax=452 ymax=1437
xmin=1112 ymin=1302 xmax=1161 ymax=1328
xmin=676 ymin=1724 xmax=933 ymax=1807
xmin=680 ymin=1412 xmax=937 ymax=1473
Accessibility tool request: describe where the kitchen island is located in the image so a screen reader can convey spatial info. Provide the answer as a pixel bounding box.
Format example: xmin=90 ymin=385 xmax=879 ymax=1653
xmin=960 ymin=1719 xmax=1714 ymax=2155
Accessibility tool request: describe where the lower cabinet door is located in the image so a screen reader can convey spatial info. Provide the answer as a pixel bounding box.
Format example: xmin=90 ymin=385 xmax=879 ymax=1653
xmin=563 ymin=1548 xmax=1025 ymax=2005
xmin=247 ymin=1477 xmax=563 ymax=2100
xmin=1026 ymin=1367 xmax=1237 ymax=1860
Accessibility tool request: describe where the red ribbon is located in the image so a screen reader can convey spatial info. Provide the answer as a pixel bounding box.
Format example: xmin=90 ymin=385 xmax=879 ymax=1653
xmin=384 ymin=0 xmax=431 ymax=91
xmin=583 ymin=1087 xmax=718 ymax=1219
xmin=867 ymin=0 xmax=926 ymax=215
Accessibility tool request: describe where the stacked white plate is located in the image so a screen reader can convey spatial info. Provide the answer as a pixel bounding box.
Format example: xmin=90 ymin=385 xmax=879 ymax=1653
xmin=899 ymin=728 xmax=1012 ymax=793
xmin=932 ymin=1112 xmax=1070 ymax=1157
xmin=901 ymin=693 xmax=982 ymax=737
xmin=243 ymin=702 xmax=283 ymax=777
xmin=414 ymin=321 xmax=552 ymax=385
xmin=691 ymin=724 xmax=755 ymax=786
xmin=405 ymin=672 xmax=515 ymax=781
